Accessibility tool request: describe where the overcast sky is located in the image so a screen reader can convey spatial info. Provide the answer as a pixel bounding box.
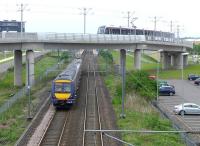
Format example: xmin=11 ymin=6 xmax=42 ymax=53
xmin=0 ymin=0 xmax=199 ymax=37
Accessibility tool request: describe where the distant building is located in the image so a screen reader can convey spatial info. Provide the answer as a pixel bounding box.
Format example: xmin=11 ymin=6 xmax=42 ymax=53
xmin=0 ymin=20 xmax=25 ymax=32
xmin=194 ymin=41 xmax=200 ymax=45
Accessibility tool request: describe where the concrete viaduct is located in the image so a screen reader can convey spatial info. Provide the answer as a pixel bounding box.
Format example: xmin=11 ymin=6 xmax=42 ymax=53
xmin=0 ymin=32 xmax=193 ymax=87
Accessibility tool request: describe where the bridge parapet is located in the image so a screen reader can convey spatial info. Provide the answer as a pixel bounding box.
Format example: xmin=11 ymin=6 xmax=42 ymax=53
xmin=0 ymin=32 xmax=193 ymax=49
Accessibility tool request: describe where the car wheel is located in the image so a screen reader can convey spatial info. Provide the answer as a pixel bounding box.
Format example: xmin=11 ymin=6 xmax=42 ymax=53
xmin=180 ymin=110 xmax=185 ymax=116
xmin=169 ymin=92 xmax=174 ymax=96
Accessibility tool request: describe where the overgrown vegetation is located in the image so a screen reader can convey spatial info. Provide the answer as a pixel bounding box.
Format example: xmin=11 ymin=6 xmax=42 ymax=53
xmin=158 ymin=64 xmax=200 ymax=79
xmin=191 ymin=44 xmax=200 ymax=54
xmin=98 ymin=50 xmax=185 ymax=146
xmin=98 ymin=49 xmax=113 ymax=63
xmin=0 ymin=51 xmax=69 ymax=145
xmin=0 ymin=52 xmax=60 ymax=106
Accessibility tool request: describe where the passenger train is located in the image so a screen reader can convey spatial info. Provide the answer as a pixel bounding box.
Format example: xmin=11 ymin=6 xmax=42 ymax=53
xmin=51 ymin=59 xmax=82 ymax=107
xmin=97 ymin=25 xmax=175 ymax=42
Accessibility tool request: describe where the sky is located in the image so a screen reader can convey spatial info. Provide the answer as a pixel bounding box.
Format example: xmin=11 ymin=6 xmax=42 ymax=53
xmin=0 ymin=0 xmax=199 ymax=37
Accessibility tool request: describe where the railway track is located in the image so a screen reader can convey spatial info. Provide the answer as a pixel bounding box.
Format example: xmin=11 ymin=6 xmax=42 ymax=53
xmin=82 ymin=51 xmax=103 ymax=146
xmin=27 ymin=50 xmax=120 ymax=146
xmin=38 ymin=111 xmax=70 ymax=146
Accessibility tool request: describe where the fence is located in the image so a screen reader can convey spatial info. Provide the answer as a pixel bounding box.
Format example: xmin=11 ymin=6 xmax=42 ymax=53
xmin=153 ymin=101 xmax=198 ymax=146
xmin=0 ymin=60 xmax=65 ymax=115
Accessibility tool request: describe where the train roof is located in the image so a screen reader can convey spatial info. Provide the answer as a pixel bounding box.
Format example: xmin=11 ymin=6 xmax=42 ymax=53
xmin=98 ymin=25 xmax=174 ymax=34
xmin=55 ymin=59 xmax=82 ymax=81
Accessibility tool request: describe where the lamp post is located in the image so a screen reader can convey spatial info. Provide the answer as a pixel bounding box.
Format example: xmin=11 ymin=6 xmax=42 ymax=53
xmin=180 ymin=52 xmax=189 ymax=116
xmin=156 ymin=49 xmax=163 ymax=102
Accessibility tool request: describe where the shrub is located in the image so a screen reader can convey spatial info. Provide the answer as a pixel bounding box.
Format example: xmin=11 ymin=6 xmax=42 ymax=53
xmin=98 ymin=50 xmax=113 ymax=63
xmin=126 ymin=70 xmax=157 ymax=100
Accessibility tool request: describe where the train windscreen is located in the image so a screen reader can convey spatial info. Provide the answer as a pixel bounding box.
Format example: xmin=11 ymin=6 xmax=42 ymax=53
xmin=55 ymin=83 xmax=71 ymax=93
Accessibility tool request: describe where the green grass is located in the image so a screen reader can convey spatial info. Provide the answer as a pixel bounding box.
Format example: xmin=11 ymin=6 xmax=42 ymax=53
xmin=103 ymin=72 xmax=184 ymax=146
xmin=0 ymin=96 xmax=28 ymax=146
xmin=0 ymin=52 xmax=68 ymax=145
xmin=0 ymin=52 xmax=14 ymax=60
xmin=99 ymin=52 xmax=185 ymax=145
xmin=111 ymin=50 xmax=158 ymax=71
xmin=158 ymin=64 xmax=200 ymax=79
xmin=0 ymin=53 xmax=59 ymax=106
xmin=111 ymin=50 xmax=200 ymax=79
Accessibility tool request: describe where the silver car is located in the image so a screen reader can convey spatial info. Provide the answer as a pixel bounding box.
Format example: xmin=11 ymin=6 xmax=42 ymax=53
xmin=173 ymin=103 xmax=200 ymax=115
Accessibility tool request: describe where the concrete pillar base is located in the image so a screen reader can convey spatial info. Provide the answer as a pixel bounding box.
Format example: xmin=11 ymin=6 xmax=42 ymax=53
xmin=174 ymin=53 xmax=183 ymax=69
xmin=120 ymin=49 xmax=126 ymax=118
xmin=183 ymin=55 xmax=188 ymax=67
xmin=14 ymin=50 xmax=22 ymax=86
xmin=134 ymin=49 xmax=141 ymax=70
xmin=26 ymin=50 xmax=35 ymax=86
xmin=161 ymin=52 xmax=171 ymax=70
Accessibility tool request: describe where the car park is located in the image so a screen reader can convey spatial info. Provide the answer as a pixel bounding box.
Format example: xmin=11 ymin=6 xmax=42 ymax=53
xmin=159 ymin=85 xmax=175 ymax=96
xmin=188 ymin=74 xmax=200 ymax=81
xmin=173 ymin=103 xmax=200 ymax=115
xmin=194 ymin=78 xmax=200 ymax=85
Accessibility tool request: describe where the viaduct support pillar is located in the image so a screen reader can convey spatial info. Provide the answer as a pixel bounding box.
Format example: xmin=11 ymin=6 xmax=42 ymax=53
xmin=14 ymin=50 xmax=22 ymax=86
xmin=134 ymin=49 xmax=141 ymax=70
xmin=175 ymin=53 xmax=183 ymax=69
xmin=161 ymin=52 xmax=171 ymax=70
xmin=183 ymin=55 xmax=188 ymax=67
xmin=26 ymin=50 xmax=35 ymax=86
xmin=120 ymin=49 xmax=126 ymax=118
xmin=171 ymin=55 xmax=175 ymax=67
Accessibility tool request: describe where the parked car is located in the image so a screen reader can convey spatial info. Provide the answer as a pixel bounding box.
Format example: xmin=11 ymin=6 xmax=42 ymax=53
xmin=159 ymin=85 xmax=175 ymax=96
xmin=159 ymin=81 xmax=175 ymax=89
xmin=173 ymin=103 xmax=200 ymax=115
xmin=194 ymin=78 xmax=200 ymax=85
xmin=188 ymin=74 xmax=200 ymax=81
xmin=158 ymin=80 xmax=169 ymax=87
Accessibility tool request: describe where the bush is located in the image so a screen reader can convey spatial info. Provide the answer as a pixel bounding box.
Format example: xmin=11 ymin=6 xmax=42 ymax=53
xmin=98 ymin=50 xmax=113 ymax=63
xmin=60 ymin=52 xmax=69 ymax=61
xmin=126 ymin=71 xmax=156 ymax=100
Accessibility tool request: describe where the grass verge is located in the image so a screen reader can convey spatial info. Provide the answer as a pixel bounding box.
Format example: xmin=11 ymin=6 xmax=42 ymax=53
xmin=98 ymin=51 xmax=185 ymax=145
xmin=0 ymin=52 xmax=68 ymax=145
xmin=0 ymin=52 xmax=59 ymax=106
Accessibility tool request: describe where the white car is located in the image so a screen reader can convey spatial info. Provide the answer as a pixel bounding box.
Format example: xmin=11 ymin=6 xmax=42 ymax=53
xmin=173 ymin=103 xmax=200 ymax=115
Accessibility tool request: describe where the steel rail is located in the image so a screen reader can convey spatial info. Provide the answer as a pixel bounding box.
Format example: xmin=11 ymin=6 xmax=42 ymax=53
xmin=93 ymin=54 xmax=104 ymax=146
xmin=38 ymin=111 xmax=69 ymax=146
xmin=82 ymin=51 xmax=104 ymax=146
xmin=82 ymin=60 xmax=90 ymax=146
xmin=37 ymin=110 xmax=55 ymax=146
xmin=57 ymin=112 xmax=70 ymax=146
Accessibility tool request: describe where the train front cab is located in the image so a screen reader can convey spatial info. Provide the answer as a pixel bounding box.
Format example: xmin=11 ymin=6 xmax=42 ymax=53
xmin=51 ymin=79 xmax=76 ymax=107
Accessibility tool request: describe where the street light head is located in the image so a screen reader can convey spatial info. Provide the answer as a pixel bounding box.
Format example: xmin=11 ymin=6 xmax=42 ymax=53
xmin=182 ymin=52 xmax=189 ymax=55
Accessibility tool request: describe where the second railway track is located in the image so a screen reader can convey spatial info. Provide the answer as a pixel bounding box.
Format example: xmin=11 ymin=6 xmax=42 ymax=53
xmin=82 ymin=51 xmax=103 ymax=146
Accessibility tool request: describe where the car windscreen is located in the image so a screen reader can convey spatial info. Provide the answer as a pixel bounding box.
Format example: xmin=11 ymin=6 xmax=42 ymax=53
xmin=55 ymin=83 xmax=71 ymax=93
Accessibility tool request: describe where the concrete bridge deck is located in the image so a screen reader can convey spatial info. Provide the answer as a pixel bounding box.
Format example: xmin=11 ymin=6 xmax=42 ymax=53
xmin=0 ymin=32 xmax=193 ymax=87
xmin=0 ymin=33 xmax=193 ymax=51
